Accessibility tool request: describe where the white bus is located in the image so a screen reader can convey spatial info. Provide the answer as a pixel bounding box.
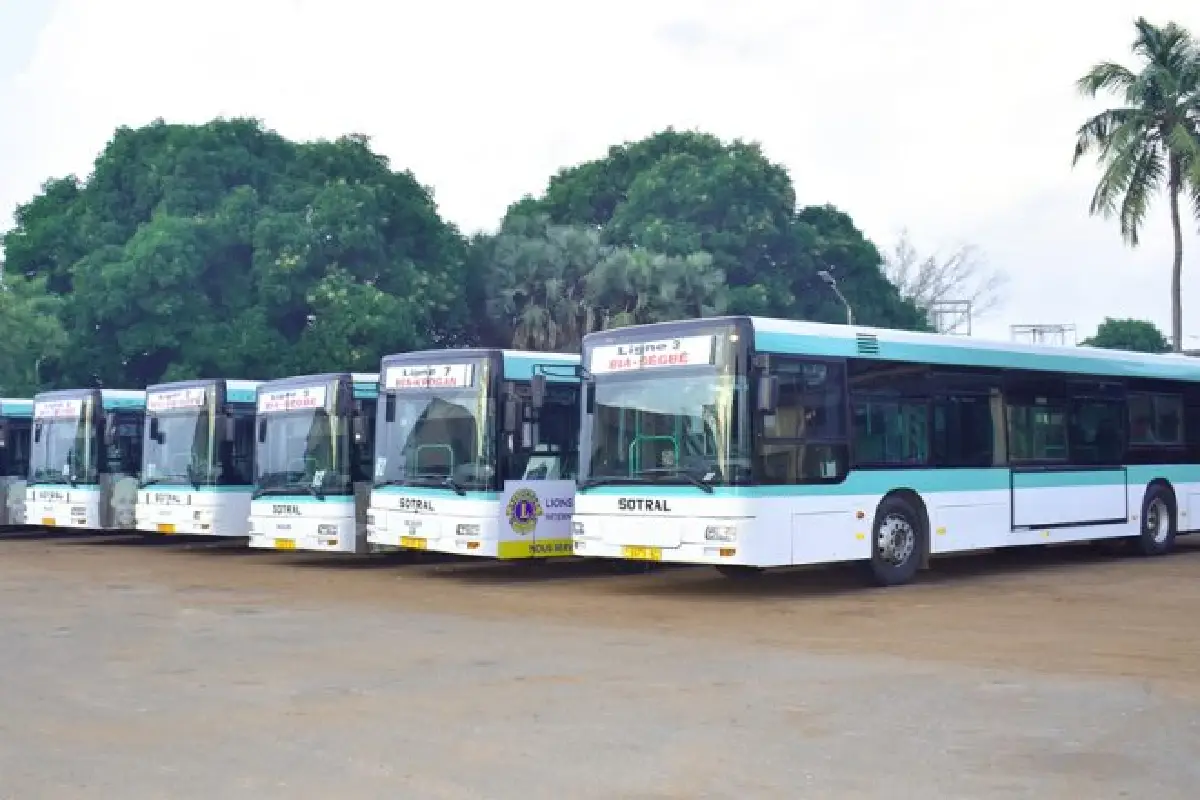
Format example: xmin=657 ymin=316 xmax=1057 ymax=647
xmin=247 ymin=372 xmax=378 ymax=553
xmin=135 ymin=379 xmax=260 ymax=537
xmin=0 ymin=398 xmax=33 ymax=527
xmin=366 ymin=348 xmax=580 ymax=559
xmin=571 ymin=316 xmax=1200 ymax=585
xmin=26 ymin=387 xmax=145 ymax=531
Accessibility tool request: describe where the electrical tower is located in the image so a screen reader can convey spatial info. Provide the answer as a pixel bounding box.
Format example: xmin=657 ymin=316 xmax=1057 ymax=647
xmin=1009 ymin=323 xmax=1077 ymax=347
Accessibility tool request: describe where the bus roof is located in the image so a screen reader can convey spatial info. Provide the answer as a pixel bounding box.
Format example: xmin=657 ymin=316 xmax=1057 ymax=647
xmin=145 ymin=378 xmax=262 ymax=406
xmin=257 ymin=372 xmax=379 ymax=400
xmin=33 ymin=387 xmax=147 ymax=410
xmin=584 ymin=316 xmax=1200 ymax=383
xmin=379 ymin=348 xmax=579 ymax=384
xmin=746 ymin=316 xmax=1200 ymax=382
xmin=0 ymin=398 xmax=33 ymax=418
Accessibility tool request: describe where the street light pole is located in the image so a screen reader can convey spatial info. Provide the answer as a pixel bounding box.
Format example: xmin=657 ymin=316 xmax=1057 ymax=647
xmin=817 ymin=270 xmax=853 ymax=325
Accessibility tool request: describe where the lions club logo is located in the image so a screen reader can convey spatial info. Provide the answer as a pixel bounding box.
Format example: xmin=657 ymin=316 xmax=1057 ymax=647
xmin=506 ymin=488 xmax=542 ymax=535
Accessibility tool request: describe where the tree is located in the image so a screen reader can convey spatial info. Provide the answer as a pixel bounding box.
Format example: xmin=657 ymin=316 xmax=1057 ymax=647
xmin=1 ymin=118 xmax=468 ymax=388
xmin=0 ymin=272 xmax=68 ymax=394
xmin=1081 ymin=317 xmax=1171 ymax=353
xmin=477 ymin=214 xmax=728 ymax=352
xmin=882 ymin=229 xmax=1007 ymax=331
xmin=1072 ymin=17 xmax=1200 ymax=352
xmin=507 ymin=128 xmax=929 ymax=330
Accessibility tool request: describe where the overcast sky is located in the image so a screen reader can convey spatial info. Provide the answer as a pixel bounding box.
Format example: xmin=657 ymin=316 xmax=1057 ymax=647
xmin=2 ymin=0 xmax=1199 ymax=343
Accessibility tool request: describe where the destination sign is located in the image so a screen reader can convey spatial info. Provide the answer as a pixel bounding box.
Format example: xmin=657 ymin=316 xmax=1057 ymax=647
xmin=589 ymin=335 xmax=715 ymax=374
xmin=257 ymin=385 xmax=328 ymax=413
xmin=147 ymin=387 xmax=207 ymax=413
xmin=384 ymin=364 xmax=475 ymax=390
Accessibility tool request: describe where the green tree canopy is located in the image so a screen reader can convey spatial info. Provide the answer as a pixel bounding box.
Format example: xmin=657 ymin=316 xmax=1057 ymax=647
xmin=1081 ymin=317 xmax=1171 ymax=353
xmin=1072 ymin=17 xmax=1200 ymax=352
xmin=505 ymin=128 xmax=928 ymax=330
xmin=1 ymin=118 xmax=468 ymax=389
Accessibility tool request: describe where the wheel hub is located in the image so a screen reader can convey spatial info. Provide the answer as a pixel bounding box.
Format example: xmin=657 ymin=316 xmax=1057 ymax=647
xmin=877 ymin=514 xmax=915 ymax=566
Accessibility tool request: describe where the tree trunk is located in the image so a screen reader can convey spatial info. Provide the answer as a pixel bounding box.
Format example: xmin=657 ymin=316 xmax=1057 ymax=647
xmin=1168 ymin=178 xmax=1184 ymax=352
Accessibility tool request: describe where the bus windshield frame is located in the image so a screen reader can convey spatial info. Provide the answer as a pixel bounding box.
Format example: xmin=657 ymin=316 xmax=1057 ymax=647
xmin=579 ymin=328 xmax=752 ymax=490
xmin=29 ymin=394 xmax=99 ymax=486
xmin=141 ymin=386 xmax=218 ymax=489
xmin=253 ymin=380 xmax=353 ymax=499
xmin=373 ymin=357 xmax=497 ymax=494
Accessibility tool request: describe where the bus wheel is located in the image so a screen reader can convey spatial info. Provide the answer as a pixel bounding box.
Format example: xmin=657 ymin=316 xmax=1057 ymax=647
xmin=864 ymin=495 xmax=925 ymax=587
xmin=1137 ymin=485 xmax=1176 ymax=557
xmin=715 ymin=565 xmax=764 ymax=581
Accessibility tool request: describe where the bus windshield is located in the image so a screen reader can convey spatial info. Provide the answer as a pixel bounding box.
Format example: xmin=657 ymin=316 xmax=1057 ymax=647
xmin=374 ymin=361 xmax=494 ymax=493
xmin=254 ymin=386 xmax=351 ymax=499
xmin=142 ymin=405 xmax=213 ymax=488
xmin=30 ymin=403 xmax=97 ymax=485
xmin=581 ymin=371 xmax=749 ymax=487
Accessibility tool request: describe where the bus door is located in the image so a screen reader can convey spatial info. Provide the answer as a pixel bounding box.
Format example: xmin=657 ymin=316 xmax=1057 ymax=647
xmin=1007 ymin=386 xmax=1128 ymax=532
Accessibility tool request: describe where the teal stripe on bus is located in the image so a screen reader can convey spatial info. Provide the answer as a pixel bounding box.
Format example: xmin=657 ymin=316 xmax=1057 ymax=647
xmin=578 ymin=464 xmax=1200 ymax=498
xmin=251 ymin=494 xmax=357 ymax=504
xmin=753 ymin=330 xmax=1200 ymax=382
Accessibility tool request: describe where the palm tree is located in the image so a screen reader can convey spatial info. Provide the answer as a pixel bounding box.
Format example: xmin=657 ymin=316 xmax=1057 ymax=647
xmin=1072 ymin=17 xmax=1200 ymax=352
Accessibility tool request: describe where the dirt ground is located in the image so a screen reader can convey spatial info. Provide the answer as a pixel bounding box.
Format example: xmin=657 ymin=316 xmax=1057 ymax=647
xmin=1 ymin=529 xmax=1199 ymax=798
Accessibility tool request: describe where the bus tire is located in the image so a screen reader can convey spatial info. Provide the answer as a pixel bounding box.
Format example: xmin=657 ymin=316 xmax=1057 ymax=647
xmin=1136 ymin=484 xmax=1176 ymax=557
xmin=715 ymin=565 xmax=765 ymax=581
xmin=864 ymin=495 xmax=925 ymax=587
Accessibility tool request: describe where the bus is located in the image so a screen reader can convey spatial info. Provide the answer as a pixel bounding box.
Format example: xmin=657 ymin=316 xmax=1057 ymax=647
xmin=570 ymin=316 xmax=1200 ymax=585
xmin=135 ymin=379 xmax=260 ymax=537
xmin=366 ymin=348 xmax=580 ymax=559
xmin=0 ymin=398 xmax=33 ymax=526
xmin=26 ymin=387 xmax=146 ymax=531
xmin=247 ymin=372 xmax=378 ymax=553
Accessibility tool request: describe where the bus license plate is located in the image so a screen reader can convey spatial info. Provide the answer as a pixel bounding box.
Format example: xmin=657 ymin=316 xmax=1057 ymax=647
xmin=622 ymin=546 xmax=662 ymax=561
xmin=400 ymin=536 xmax=427 ymax=550
xmin=157 ymin=523 xmax=176 ymax=534
xmin=274 ymin=538 xmax=296 ymax=550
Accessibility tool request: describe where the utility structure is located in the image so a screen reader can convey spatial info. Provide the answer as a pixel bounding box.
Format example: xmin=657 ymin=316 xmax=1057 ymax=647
xmin=928 ymin=300 xmax=973 ymax=335
xmin=1009 ymin=323 xmax=1077 ymax=347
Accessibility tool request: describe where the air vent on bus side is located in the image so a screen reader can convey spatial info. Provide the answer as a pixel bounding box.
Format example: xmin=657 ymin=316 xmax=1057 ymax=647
xmin=855 ymin=333 xmax=880 ymax=356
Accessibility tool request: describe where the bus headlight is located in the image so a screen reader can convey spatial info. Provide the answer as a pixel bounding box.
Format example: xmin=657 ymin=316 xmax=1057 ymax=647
xmin=704 ymin=525 xmax=737 ymax=542
xmin=572 ymin=521 xmax=585 ymax=537
xmin=317 ymin=524 xmax=338 ymax=537
xmin=365 ymin=512 xmax=375 ymax=526
xmin=456 ymin=523 xmax=480 ymax=537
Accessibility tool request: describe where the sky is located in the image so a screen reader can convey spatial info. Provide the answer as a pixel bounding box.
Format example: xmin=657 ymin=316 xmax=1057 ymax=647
xmin=2 ymin=0 xmax=1199 ymax=344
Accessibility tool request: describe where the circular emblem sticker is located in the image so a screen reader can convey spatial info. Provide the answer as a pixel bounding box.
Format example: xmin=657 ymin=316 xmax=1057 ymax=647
xmin=506 ymin=487 xmax=543 ymax=535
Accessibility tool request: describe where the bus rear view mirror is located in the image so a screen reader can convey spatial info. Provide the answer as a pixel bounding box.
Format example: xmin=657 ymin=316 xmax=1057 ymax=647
xmin=757 ymin=375 xmax=779 ymax=413
xmin=530 ymin=374 xmax=547 ymax=409
xmin=0 ymin=420 xmax=8 ymax=448
xmin=222 ymin=415 xmax=236 ymax=443
xmin=149 ymin=416 xmax=163 ymax=444
xmin=104 ymin=414 xmax=117 ymax=445
xmin=351 ymin=414 xmax=367 ymax=444
xmin=384 ymin=394 xmax=396 ymax=423
xmin=503 ymin=396 xmax=518 ymax=432
xmin=584 ymin=383 xmax=596 ymax=415
xmin=34 ymin=423 xmax=42 ymax=444
xmin=257 ymin=418 xmax=267 ymax=443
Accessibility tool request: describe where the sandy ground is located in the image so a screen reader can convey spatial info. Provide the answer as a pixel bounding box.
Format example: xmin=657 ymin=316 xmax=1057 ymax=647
xmin=0 ymin=530 xmax=1198 ymax=798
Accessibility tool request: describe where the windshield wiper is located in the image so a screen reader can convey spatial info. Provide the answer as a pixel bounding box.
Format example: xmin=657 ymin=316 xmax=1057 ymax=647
xmin=636 ymin=467 xmax=716 ymax=494
xmin=387 ymin=475 xmax=468 ymax=496
xmin=578 ymin=475 xmax=657 ymax=491
xmin=140 ymin=477 xmax=166 ymax=488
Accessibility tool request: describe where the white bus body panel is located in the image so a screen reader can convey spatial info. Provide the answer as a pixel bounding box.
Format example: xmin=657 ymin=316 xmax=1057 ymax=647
xmin=135 ymin=488 xmax=253 ymax=537
xmin=247 ymin=482 xmax=371 ymax=554
xmin=366 ymin=480 xmax=576 ymax=559
xmin=25 ymin=476 xmax=138 ymax=531
xmin=572 ymin=472 xmax=1191 ymax=568
xmin=0 ymin=476 xmax=28 ymax=526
